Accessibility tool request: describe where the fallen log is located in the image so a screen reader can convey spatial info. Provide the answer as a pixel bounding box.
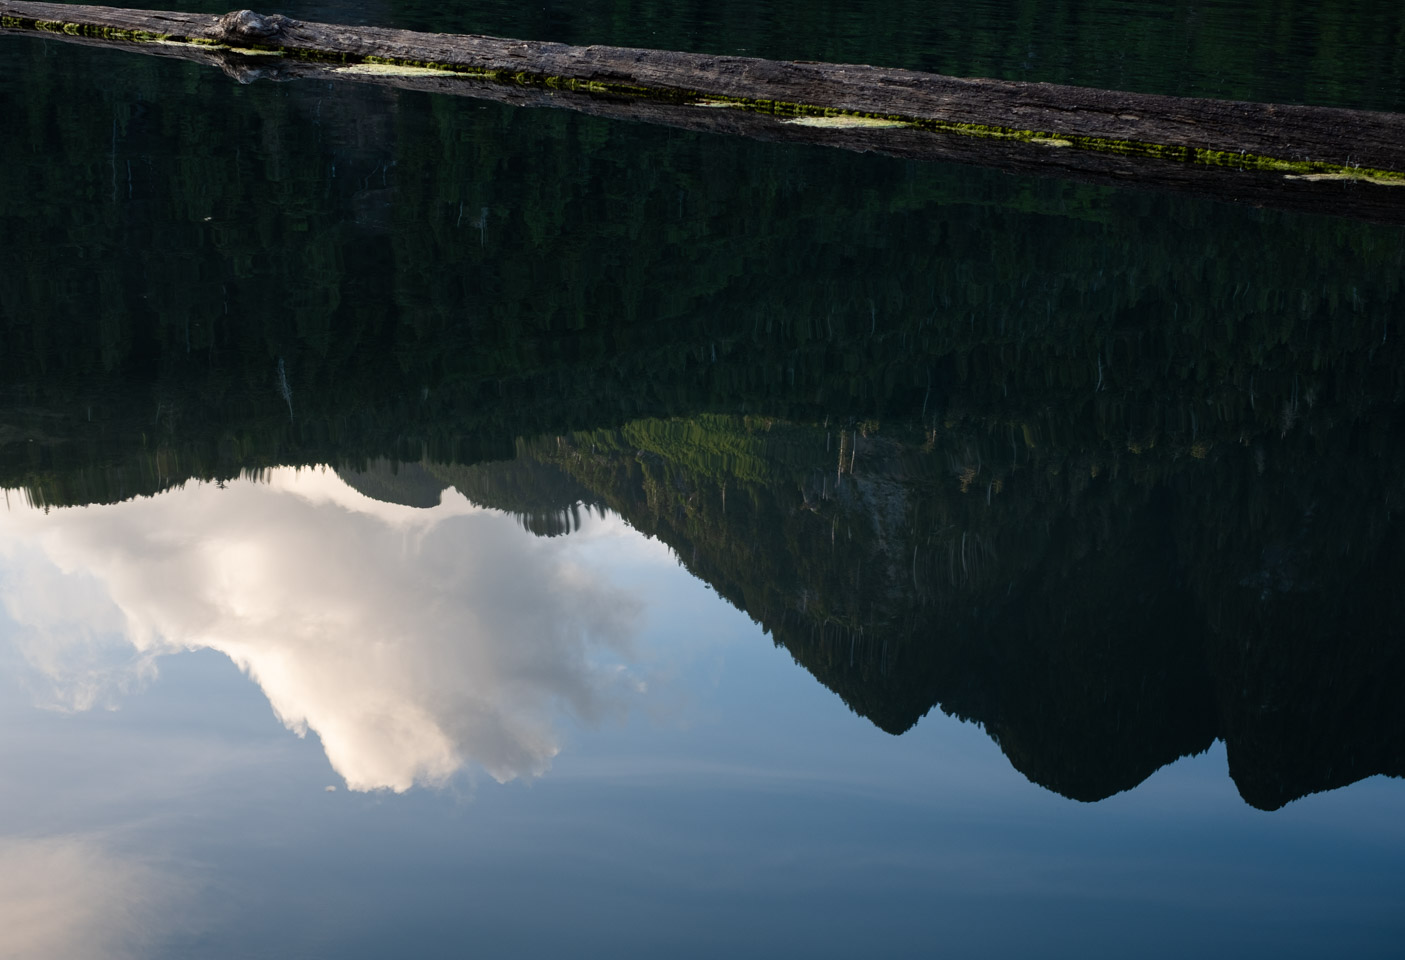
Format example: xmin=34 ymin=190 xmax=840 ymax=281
xmin=4 ymin=1 xmax=1404 ymax=223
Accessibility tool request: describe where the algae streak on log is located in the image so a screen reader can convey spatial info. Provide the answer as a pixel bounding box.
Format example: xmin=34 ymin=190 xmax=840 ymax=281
xmin=3 ymin=0 xmax=1405 ymax=222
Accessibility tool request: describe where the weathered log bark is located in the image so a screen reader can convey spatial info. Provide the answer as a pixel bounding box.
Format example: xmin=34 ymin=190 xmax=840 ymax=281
xmin=4 ymin=0 xmax=1404 ymax=223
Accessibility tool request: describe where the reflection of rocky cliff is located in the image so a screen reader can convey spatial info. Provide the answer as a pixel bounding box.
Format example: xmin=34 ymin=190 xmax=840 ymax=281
xmin=445 ymin=412 xmax=1405 ymax=810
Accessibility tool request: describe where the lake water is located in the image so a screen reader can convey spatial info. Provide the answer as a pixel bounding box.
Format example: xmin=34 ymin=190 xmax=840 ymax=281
xmin=1 ymin=0 xmax=1404 ymax=956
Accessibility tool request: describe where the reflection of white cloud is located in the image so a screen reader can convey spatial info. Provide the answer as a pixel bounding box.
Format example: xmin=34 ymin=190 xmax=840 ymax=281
xmin=0 ymin=542 xmax=147 ymax=712
xmin=0 ymin=835 xmax=175 ymax=960
xmin=0 ymin=469 xmax=645 ymax=791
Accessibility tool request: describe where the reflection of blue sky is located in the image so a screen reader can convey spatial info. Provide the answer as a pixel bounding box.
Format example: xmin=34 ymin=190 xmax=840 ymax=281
xmin=0 ymin=471 xmax=1402 ymax=958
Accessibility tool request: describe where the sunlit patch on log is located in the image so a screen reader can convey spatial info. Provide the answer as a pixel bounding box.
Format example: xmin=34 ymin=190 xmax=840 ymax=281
xmin=784 ymin=116 xmax=912 ymax=129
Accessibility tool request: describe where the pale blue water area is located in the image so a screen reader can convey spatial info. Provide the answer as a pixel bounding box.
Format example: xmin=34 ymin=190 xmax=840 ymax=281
xmin=0 ymin=474 xmax=1402 ymax=958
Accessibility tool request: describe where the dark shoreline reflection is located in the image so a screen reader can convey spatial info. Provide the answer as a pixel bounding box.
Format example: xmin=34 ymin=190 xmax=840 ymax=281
xmin=4 ymin=34 xmax=1405 ymax=513
xmin=335 ymin=408 xmax=1405 ymax=811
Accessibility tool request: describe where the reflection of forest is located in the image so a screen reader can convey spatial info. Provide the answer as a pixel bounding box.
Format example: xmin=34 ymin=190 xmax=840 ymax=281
xmin=3 ymin=34 xmax=1404 ymax=809
xmin=7 ymin=62 xmax=1405 ymax=505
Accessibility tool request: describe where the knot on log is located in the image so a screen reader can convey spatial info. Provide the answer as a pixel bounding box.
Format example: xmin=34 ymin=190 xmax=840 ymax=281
xmin=214 ymin=9 xmax=290 ymax=44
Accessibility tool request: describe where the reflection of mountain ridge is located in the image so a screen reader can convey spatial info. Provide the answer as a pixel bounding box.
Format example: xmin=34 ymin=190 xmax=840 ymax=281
xmin=432 ymin=413 xmax=1405 ymax=810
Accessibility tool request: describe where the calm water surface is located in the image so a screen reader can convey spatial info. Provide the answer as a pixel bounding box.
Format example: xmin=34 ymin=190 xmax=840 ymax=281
xmin=1 ymin=0 xmax=1404 ymax=956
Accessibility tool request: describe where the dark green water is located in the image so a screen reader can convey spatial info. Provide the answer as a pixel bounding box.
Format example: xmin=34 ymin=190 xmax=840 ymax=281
xmin=1 ymin=2 xmax=1403 ymax=956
